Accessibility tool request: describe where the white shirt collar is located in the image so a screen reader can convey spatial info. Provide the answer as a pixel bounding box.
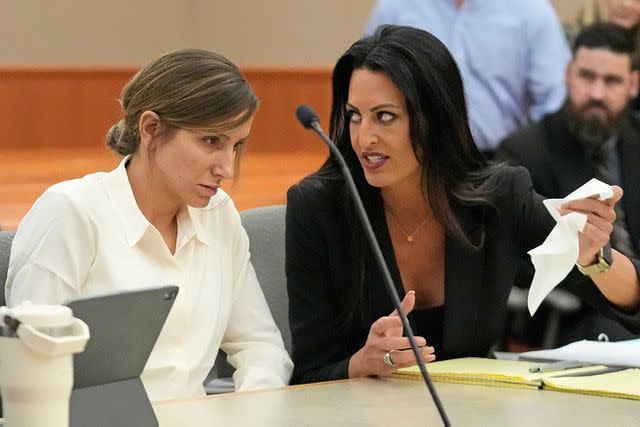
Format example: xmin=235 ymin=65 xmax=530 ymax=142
xmin=102 ymin=155 xmax=211 ymax=248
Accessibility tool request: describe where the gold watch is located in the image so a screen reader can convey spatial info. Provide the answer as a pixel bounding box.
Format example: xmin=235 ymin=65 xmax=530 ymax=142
xmin=576 ymin=243 xmax=613 ymax=276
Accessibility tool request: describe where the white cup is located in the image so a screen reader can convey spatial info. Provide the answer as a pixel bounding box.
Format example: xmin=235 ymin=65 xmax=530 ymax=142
xmin=0 ymin=302 xmax=89 ymax=427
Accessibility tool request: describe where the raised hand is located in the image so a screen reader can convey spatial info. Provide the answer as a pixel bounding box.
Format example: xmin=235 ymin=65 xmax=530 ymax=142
xmin=560 ymin=185 xmax=622 ymax=266
xmin=347 ymin=290 xmax=436 ymax=378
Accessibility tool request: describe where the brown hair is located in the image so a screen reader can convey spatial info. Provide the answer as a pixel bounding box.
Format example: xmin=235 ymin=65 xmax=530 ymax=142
xmin=106 ymin=48 xmax=258 ymax=157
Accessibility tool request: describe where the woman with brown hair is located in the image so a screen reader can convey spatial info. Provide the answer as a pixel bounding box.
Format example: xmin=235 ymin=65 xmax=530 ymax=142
xmin=6 ymin=49 xmax=292 ymax=399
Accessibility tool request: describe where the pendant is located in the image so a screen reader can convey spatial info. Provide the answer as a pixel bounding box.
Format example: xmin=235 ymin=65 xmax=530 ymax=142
xmin=407 ymin=236 xmax=413 ymax=242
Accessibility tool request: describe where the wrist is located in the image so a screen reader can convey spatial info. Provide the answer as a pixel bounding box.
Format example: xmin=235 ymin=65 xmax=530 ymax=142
xmin=348 ymin=349 xmax=367 ymax=378
xmin=577 ymin=253 xmax=598 ymax=267
xmin=577 ymin=243 xmax=613 ymax=277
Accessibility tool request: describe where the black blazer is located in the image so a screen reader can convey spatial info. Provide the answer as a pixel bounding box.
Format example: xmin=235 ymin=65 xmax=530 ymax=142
xmin=497 ymin=109 xmax=640 ymax=253
xmin=285 ymin=166 xmax=640 ymax=384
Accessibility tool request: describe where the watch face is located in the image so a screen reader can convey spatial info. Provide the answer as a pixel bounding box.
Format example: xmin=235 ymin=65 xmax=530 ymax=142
xmin=601 ymin=243 xmax=613 ymax=265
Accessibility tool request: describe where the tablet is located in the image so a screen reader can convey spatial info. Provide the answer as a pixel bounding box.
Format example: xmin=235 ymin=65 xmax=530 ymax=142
xmin=65 ymin=285 xmax=179 ymax=389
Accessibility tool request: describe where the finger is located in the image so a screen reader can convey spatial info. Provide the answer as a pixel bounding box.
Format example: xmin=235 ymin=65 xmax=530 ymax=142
xmin=582 ymin=213 xmax=614 ymax=235
xmin=577 ymin=223 xmax=611 ymax=264
xmin=387 ymin=346 xmax=436 ymax=368
xmin=560 ymin=198 xmax=614 ymax=220
xmin=390 ymin=290 xmax=416 ymax=317
xmin=559 ymin=186 xmax=623 ymax=210
xmin=579 ymin=221 xmax=611 ymax=246
xmin=383 ymin=322 xmax=404 ymax=338
xmin=370 ymin=315 xmax=403 ymax=336
xmin=380 ymin=336 xmax=427 ymax=350
xmin=607 ymin=186 xmax=623 ymax=206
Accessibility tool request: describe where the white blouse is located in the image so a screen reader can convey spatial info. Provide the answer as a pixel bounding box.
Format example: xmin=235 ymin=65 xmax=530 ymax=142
xmin=6 ymin=156 xmax=292 ymax=401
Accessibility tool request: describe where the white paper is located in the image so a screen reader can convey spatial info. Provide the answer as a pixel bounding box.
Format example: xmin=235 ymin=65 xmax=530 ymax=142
xmin=520 ymin=339 xmax=640 ymax=368
xmin=527 ymin=179 xmax=614 ymax=315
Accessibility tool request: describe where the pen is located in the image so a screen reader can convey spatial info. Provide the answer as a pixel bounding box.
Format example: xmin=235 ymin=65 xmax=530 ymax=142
xmin=528 ymin=360 xmax=591 ymax=373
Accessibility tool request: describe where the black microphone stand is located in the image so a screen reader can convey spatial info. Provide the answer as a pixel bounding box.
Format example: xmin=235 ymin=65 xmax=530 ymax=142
xmin=296 ymin=105 xmax=451 ymax=427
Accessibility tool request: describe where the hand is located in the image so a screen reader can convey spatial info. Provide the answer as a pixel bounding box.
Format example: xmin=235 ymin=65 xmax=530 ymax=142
xmin=347 ymin=290 xmax=436 ymax=378
xmin=559 ymin=185 xmax=622 ymax=266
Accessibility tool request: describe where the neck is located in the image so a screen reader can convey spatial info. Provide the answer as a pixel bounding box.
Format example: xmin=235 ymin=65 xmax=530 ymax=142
xmin=126 ymin=154 xmax=181 ymax=231
xmin=380 ymin=172 xmax=430 ymax=224
xmin=454 ymin=0 xmax=465 ymax=8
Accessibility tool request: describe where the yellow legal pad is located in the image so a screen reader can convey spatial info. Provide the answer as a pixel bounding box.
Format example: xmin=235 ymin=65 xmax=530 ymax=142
xmin=542 ymin=368 xmax=640 ymax=401
xmin=391 ymin=358 xmax=614 ymax=392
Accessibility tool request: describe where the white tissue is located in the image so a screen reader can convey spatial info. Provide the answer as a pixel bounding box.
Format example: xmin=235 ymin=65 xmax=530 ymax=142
xmin=527 ymin=179 xmax=614 ymax=315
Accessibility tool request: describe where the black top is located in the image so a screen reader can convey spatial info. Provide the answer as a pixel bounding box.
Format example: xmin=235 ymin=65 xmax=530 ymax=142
xmin=285 ymin=166 xmax=640 ymax=384
xmin=410 ymin=305 xmax=444 ymax=353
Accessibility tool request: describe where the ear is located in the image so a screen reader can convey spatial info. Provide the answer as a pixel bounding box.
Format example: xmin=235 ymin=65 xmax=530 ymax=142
xmin=138 ymin=111 xmax=163 ymax=152
xmin=629 ymin=70 xmax=639 ymax=99
xmin=564 ymin=61 xmax=573 ymax=86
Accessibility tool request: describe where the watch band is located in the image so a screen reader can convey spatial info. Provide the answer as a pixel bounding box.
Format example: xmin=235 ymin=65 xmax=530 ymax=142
xmin=577 ymin=245 xmax=612 ymax=276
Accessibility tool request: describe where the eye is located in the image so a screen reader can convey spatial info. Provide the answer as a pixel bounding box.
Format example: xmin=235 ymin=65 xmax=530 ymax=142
xmin=377 ymin=111 xmax=396 ymax=123
xmin=233 ymin=140 xmax=246 ymax=151
xmin=203 ymin=136 xmax=220 ymax=145
xmin=346 ymin=110 xmax=362 ymax=124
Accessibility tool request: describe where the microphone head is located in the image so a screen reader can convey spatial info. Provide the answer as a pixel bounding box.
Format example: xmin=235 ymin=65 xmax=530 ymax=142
xmin=296 ymin=104 xmax=319 ymax=129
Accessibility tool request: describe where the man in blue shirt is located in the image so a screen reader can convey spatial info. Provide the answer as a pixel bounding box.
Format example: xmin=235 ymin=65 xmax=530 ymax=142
xmin=365 ymin=0 xmax=570 ymax=153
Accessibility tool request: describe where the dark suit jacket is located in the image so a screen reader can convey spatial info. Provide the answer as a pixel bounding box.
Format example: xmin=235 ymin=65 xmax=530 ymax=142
xmin=497 ymin=109 xmax=640 ymax=253
xmin=285 ymin=166 xmax=640 ymax=384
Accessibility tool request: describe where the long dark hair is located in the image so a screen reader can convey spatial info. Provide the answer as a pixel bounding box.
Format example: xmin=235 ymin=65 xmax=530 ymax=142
xmin=307 ymin=25 xmax=502 ymax=326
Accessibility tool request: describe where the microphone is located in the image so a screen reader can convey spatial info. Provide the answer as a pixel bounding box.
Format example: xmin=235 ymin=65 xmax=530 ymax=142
xmin=295 ymin=104 xmax=451 ymax=427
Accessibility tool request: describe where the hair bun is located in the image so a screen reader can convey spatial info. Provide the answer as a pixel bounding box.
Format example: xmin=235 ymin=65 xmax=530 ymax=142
xmin=105 ymin=119 xmax=137 ymax=156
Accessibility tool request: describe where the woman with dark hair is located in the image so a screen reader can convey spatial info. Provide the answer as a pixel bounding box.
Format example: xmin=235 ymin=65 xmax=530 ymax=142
xmin=286 ymin=25 xmax=640 ymax=384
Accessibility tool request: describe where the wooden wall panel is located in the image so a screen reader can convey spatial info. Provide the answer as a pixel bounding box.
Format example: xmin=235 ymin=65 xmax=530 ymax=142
xmin=0 ymin=67 xmax=331 ymax=153
xmin=0 ymin=69 xmax=132 ymax=150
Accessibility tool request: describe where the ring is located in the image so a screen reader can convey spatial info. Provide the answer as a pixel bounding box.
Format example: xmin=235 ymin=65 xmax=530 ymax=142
xmin=383 ymin=351 xmax=394 ymax=367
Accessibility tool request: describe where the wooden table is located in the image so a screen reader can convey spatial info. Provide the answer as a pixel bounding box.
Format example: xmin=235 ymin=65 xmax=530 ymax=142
xmin=153 ymin=378 xmax=640 ymax=426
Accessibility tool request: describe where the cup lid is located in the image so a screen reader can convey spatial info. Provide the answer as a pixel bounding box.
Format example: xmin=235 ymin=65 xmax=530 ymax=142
xmin=0 ymin=301 xmax=74 ymax=328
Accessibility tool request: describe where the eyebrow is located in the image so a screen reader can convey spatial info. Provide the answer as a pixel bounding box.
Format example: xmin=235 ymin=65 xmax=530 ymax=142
xmin=215 ymin=132 xmax=251 ymax=142
xmin=345 ymin=102 xmax=401 ymax=111
xmin=577 ymin=67 xmax=625 ymax=81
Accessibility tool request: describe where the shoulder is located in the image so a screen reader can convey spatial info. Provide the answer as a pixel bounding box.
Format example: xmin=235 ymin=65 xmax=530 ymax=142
xmin=482 ymin=165 xmax=536 ymax=207
xmin=513 ymin=0 xmax=560 ymax=18
xmin=497 ymin=120 xmax=551 ymax=168
xmin=287 ymin=176 xmax=343 ymax=211
xmin=499 ymin=120 xmax=546 ymax=151
xmin=621 ymin=113 xmax=640 ymax=136
xmin=49 ymin=172 xmax=107 ymax=202
xmin=12 ymin=176 xmax=103 ymax=259
xmin=26 ymin=172 xmax=107 ymax=224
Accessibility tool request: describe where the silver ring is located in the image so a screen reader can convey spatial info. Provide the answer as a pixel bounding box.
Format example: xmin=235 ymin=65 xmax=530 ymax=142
xmin=383 ymin=351 xmax=394 ymax=367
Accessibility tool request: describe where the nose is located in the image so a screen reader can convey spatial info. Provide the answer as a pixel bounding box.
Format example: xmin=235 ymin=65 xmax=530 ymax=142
xmin=588 ymin=79 xmax=606 ymax=100
xmin=211 ymin=146 xmax=235 ymax=181
xmin=355 ymin=117 xmax=379 ymax=148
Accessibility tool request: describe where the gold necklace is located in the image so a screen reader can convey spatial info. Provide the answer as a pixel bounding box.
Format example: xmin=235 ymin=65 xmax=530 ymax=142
xmin=385 ymin=207 xmax=432 ymax=242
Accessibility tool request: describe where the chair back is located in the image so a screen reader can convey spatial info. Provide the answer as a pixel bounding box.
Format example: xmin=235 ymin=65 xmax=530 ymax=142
xmin=212 ymin=205 xmax=290 ymax=380
xmin=0 ymin=231 xmax=15 ymax=307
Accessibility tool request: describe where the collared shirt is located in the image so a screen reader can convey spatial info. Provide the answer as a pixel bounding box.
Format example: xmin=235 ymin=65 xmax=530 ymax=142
xmin=6 ymin=156 xmax=292 ymax=401
xmin=365 ymin=0 xmax=570 ymax=150
xmin=606 ymin=135 xmax=622 ymax=185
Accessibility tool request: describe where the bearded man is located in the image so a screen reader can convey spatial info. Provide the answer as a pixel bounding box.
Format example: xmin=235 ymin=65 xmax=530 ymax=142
xmin=498 ymin=22 xmax=640 ymax=345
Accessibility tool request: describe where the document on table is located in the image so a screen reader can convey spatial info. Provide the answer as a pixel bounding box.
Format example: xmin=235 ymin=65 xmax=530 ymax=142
xmin=542 ymin=369 xmax=640 ymax=401
xmin=519 ymin=339 xmax=640 ymax=368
